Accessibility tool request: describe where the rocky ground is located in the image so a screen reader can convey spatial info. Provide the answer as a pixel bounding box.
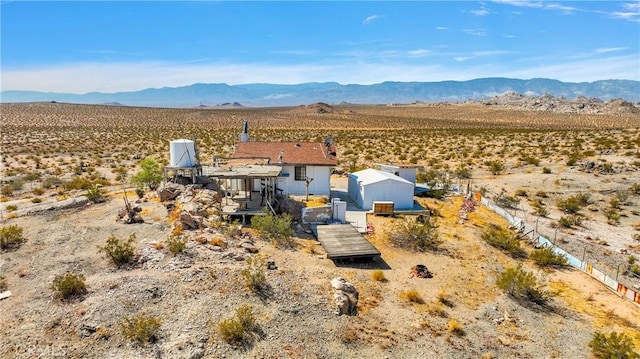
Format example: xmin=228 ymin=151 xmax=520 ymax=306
xmin=1 ymin=186 xmax=638 ymax=358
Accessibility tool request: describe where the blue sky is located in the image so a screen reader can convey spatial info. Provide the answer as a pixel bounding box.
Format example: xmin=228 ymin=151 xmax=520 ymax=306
xmin=1 ymin=1 xmax=639 ymax=93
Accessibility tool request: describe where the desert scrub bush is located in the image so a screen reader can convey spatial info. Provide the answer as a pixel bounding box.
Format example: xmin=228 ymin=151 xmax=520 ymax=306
xmin=588 ymin=331 xmax=639 ymax=359
xmin=31 ymin=197 xmax=43 ymax=204
xmin=371 ymin=269 xmax=387 ymax=282
xmin=530 ymin=246 xmax=568 ymax=267
xmin=131 ymin=157 xmax=163 ymax=191
xmin=558 ymin=215 xmax=583 ymax=228
xmin=0 ymin=275 xmax=7 ymax=291
xmin=630 ymin=264 xmax=640 ymax=276
xmin=0 ymin=224 xmax=26 ymax=251
xmin=5 ymin=204 xmax=17 ymax=212
xmin=166 ymin=235 xmax=187 ymax=255
xmin=98 ymin=234 xmax=137 ymax=267
xmin=485 ymin=160 xmax=505 ymax=175
xmin=120 ymin=314 xmax=162 ymax=345
xmin=481 ymin=226 xmax=526 ymax=258
xmin=389 ymin=216 xmax=441 ymax=252
xmin=86 ymin=185 xmax=106 ymax=203
xmin=497 ymin=264 xmax=549 ymax=305
xmin=447 ymin=319 xmax=465 ymax=336
xmin=241 ymin=255 xmax=267 ymax=293
xmin=493 ymin=193 xmax=520 ymax=209
xmin=50 ymin=272 xmax=88 ymax=301
xmin=217 ymin=305 xmax=257 ymax=344
xmin=556 ymin=193 xmax=590 ymax=214
xmin=399 ymin=289 xmax=424 ymax=304
xmin=250 ymin=212 xmax=294 ymax=248
xmin=542 ymin=167 xmax=552 ymax=174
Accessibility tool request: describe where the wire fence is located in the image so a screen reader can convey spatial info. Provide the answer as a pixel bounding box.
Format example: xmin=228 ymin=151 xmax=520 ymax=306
xmin=480 ymin=196 xmax=640 ymax=307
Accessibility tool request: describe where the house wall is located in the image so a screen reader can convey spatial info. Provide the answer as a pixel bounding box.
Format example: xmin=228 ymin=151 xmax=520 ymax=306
xmin=380 ymin=164 xmax=417 ymax=184
xmin=348 ymin=174 xmax=365 ymax=208
xmin=360 ymin=179 xmax=414 ymax=210
xmin=278 ymin=165 xmax=331 ymax=196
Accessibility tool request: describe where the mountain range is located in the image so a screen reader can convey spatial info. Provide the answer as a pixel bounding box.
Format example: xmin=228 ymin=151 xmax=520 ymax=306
xmin=1 ymin=78 xmax=638 ymax=108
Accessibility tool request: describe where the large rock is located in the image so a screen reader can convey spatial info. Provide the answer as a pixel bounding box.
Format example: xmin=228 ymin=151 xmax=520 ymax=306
xmin=277 ymin=198 xmax=304 ymax=222
xmin=180 ymin=211 xmax=204 ymax=230
xmin=158 ymin=183 xmax=185 ymax=201
xmin=331 ymin=277 xmax=358 ymax=316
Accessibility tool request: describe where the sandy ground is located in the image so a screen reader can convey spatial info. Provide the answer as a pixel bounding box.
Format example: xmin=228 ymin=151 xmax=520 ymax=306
xmin=1 ymin=188 xmax=638 ymax=358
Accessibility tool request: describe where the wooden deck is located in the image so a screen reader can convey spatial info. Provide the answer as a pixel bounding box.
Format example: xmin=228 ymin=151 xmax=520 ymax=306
xmin=312 ymin=224 xmax=381 ymax=260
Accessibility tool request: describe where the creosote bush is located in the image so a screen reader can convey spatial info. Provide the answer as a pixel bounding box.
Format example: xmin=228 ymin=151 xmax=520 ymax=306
xmin=0 ymin=275 xmax=7 ymax=292
xmin=556 ymin=193 xmax=590 ymax=214
xmin=50 ymin=272 xmax=88 ymax=301
xmin=448 ymin=319 xmax=465 ymax=336
xmin=166 ymin=235 xmax=187 ymax=255
xmin=390 ymin=217 xmax=441 ymax=252
xmin=588 ymin=331 xmax=639 ymax=359
xmin=217 ymin=304 xmax=258 ymax=344
xmin=86 ymin=185 xmax=106 ymax=203
xmin=251 ymin=212 xmax=294 ymax=248
xmin=241 ymin=255 xmax=267 ymax=293
xmin=531 ymin=246 xmax=568 ymax=267
xmin=481 ymin=226 xmax=526 ymax=258
xmin=399 ymin=289 xmax=424 ymax=304
xmin=131 ymin=157 xmax=163 ymax=191
xmin=0 ymin=224 xmax=26 ymax=251
xmin=98 ymin=234 xmax=137 ymax=267
xmin=120 ymin=314 xmax=162 ymax=345
xmin=497 ymin=264 xmax=549 ymax=305
xmin=558 ymin=215 xmax=583 ymax=228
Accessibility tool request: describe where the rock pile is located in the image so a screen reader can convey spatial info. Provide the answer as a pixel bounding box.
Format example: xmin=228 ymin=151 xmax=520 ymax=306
xmin=331 ymin=277 xmax=358 ymax=316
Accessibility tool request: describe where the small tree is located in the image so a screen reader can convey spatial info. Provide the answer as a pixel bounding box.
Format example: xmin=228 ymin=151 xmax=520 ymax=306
xmin=390 ymin=216 xmax=441 ymax=252
xmin=589 ymin=331 xmax=639 ymax=359
xmin=131 ymin=157 xmax=163 ymax=191
xmin=531 ymin=246 xmax=568 ymax=267
xmin=481 ymin=226 xmax=526 ymax=258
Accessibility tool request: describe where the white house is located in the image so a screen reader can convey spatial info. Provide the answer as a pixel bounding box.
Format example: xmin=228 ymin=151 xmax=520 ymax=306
xmin=232 ymin=141 xmax=337 ymax=196
xmin=378 ymin=163 xmax=418 ymax=184
xmin=348 ymin=169 xmax=415 ymax=210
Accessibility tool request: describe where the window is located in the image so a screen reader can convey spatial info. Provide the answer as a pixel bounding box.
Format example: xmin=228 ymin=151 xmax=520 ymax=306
xmin=294 ymin=166 xmax=306 ymax=181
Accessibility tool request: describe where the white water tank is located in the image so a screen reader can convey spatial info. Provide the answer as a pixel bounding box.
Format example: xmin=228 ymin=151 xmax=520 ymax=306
xmin=170 ymin=139 xmax=196 ymax=167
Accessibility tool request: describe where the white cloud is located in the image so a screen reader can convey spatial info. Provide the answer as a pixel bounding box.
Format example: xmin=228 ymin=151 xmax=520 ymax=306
xmin=454 ymin=57 xmax=472 ymax=62
xmin=408 ymin=49 xmax=430 ymax=57
xmin=503 ymin=34 xmax=516 ymax=38
xmin=362 ymin=15 xmax=381 ymax=25
xmin=472 ymin=50 xmax=510 ymax=56
xmin=491 ymin=0 xmax=543 ymax=8
xmin=435 ymin=26 xmax=448 ymax=30
xmin=462 ymin=28 xmax=487 ymax=36
xmin=595 ymin=47 xmax=628 ymax=54
xmin=471 ymin=9 xmax=490 ymax=16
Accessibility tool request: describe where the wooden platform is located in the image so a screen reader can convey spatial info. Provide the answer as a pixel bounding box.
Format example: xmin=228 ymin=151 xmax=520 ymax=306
xmin=312 ymin=224 xmax=381 ymax=260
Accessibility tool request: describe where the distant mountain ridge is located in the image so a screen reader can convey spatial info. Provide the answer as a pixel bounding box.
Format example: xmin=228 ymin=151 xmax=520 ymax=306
xmin=1 ymin=78 xmax=638 ymax=107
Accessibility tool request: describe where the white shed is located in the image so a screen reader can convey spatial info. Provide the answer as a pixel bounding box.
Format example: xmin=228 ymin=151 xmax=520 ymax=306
xmin=348 ymin=169 xmax=415 ymax=210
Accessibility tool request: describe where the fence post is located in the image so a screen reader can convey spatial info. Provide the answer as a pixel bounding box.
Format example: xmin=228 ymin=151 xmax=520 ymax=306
xmin=616 ymin=262 xmax=626 ymax=281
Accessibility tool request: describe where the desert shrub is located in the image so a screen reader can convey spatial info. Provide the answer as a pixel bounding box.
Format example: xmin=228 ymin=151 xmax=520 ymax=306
xmin=588 ymin=331 xmax=639 ymax=359
xmin=497 ymin=264 xmax=549 ymax=305
xmin=630 ymin=264 xmax=640 ymax=276
xmin=542 ymin=167 xmax=552 ymax=174
xmin=485 ymin=160 xmax=505 ymax=175
xmin=0 ymin=224 xmax=26 ymax=251
xmin=98 ymin=234 xmax=137 ymax=267
xmin=86 ymin=185 xmax=106 ymax=203
xmin=454 ymin=165 xmax=472 ymax=179
xmin=481 ymin=226 xmax=526 ymax=258
xmin=120 ymin=314 xmax=162 ymax=345
xmin=558 ymin=215 xmax=583 ymax=228
xmin=251 ymin=212 xmax=294 ymax=248
xmin=64 ymin=176 xmax=93 ymax=190
xmin=531 ymin=246 xmax=568 ymax=267
xmin=50 ymin=272 xmax=88 ymax=301
xmin=241 ymin=255 xmax=267 ymax=293
xmin=32 ymin=188 xmax=45 ymax=195
xmin=166 ymin=235 xmax=187 ymax=255
xmin=31 ymin=197 xmax=43 ymax=204
xmin=628 ymin=255 xmax=637 ymax=264
xmin=515 ymin=189 xmax=528 ymax=197
xmin=557 ymin=193 xmax=591 ymax=214
xmin=447 ymin=319 xmax=465 ymax=336
xmin=0 ymin=275 xmax=7 ymax=291
xmin=5 ymin=204 xmax=17 ymax=212
xmin=131 ymin=157 xmax=163 ymax=191
xmin=389 ymin=217 xmax=441 ymax=252
xmin=630 ymin=183 xmax=640 ymax=195
xmin=534 ymin=205 xmax=549 ymax=217
xmin=437 ymin=290 xmax=454 ymax=307
xmin=604 ymin=207 xmax=621 ymax=225
xmin=217 ymin=305 xmax=257 ymax=344
xmin=371 ymin=269 xmax=387 ymax=282
xmin=493 ymin=193 xmax=520 ymax=209
xmin=399 ymin=289 xmax=424 ymax=304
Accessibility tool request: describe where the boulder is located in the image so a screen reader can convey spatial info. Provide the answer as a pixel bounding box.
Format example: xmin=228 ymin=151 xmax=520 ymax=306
xmin=331 ymin=277 xmax=358 ymax=316
xmin=180 ymin=211 xmax=204 ymax=230
xmin=158 ymin=183 xmax=185 ymax=201
xmin=277 ymin=198 xmax=304 ymax=222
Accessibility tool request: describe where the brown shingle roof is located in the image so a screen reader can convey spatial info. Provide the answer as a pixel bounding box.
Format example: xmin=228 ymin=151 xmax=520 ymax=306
xmin=233 ymin=142 xmax=337 ymax=166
